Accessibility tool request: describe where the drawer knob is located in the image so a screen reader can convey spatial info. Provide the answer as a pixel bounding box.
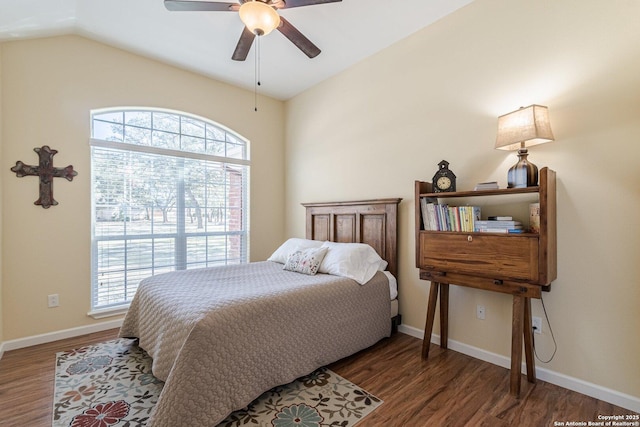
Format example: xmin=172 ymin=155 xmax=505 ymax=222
xmin=493 ymin=279 xmax=503 ymax=285
xmin=467 ymin=235 xmax=473 ymax=242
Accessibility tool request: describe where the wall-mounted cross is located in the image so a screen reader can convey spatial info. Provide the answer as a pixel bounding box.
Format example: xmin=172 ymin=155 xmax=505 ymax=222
xmin=10 ymin=145 xmax=78 ymax=209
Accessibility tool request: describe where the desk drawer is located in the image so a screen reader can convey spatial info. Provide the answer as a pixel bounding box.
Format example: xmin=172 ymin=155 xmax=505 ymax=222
xmin=419 ymin=232 xmax=539 ymax=282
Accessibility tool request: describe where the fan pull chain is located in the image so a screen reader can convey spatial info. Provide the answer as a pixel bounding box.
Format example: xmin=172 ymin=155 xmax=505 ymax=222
xmin=254 ymin=36 xmax=261 ymax=112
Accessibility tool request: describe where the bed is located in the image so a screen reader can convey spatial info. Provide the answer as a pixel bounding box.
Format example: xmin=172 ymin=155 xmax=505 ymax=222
xmin=119 ymin=198 xmax=401 ymax=427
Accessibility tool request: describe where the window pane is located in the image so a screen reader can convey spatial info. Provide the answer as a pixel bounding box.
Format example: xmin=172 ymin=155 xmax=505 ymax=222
xmin=207 ymin=235 xmax=229 ymax=262
xmin=95 ymin=216 xmax=124 ymax=236
xmin=94 ymin=112 xmax=124 ymax=124
xmin=182 ymin=135 xmax=206 ymax=154
xmin=206 ymin=138 xmax=225 ymax=156
xmin=226 ymin=141 xmax=245 ymax=159
xmin=93 ymin=120 xmax=123 ymax=142
xmin=124 ymin=125 xmax=152 ymax=146
xmin=153 ymin=112 xmax=180 ymax=133
xmin=206 ymin=125 xmax=225 ymax=141
xmin=95 ymin=239 xmax=127 ymax=307
xmin=125 ymin=270 xmax=150 ymax=295
xmin=186 ymin=236 xmax=207 ymax=266
xmin=152 ymin=130 xmax=180 ymax=149
xmin=153 ymin=238 xmax=175 ymax=269
xmin=226 ymin=134 xmax=246 ymax=160
xmin=125 ymin=111 xmax=152 ymax=128
xmin=97 ymin=240 xmax=125 ymax=272
xmin=127 ymin=239 xmax=153 ymax=271
xmin=182 ymin=116 xmax=205 ymax=139
xmin=206 ymin=125 xmax=226 ymax=156
xmin=228 ymin=234 xmax=243 ymax=263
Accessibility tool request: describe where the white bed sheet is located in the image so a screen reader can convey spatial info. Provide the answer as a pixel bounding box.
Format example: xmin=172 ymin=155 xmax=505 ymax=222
xmin=383 ymin=271 xmax=398 ymax=300
xmin=382 ymin=271 xmax=399 ymax=318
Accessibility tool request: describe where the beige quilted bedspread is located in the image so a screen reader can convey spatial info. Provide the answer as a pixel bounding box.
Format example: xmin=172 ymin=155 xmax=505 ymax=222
xmin=119 ymin=261 xmax=391 ymax=427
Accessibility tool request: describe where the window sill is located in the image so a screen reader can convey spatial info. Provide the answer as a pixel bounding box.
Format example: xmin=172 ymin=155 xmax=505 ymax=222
xmin=87 ymin=305 xmax=130 ymax=320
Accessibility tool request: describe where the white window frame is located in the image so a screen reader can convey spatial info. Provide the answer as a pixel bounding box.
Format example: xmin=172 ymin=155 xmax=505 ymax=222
xmin=88 ymin=108 xmax=250 ymax=318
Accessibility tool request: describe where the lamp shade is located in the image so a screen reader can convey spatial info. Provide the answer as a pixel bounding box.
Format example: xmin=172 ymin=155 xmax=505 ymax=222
xmin=239 ymin=1 xmax=280 ymax=36
xmin=495 ymin=104 xmax=555 ymax=151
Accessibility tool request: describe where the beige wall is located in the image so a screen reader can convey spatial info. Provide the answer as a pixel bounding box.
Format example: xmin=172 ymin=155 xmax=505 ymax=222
xmin=0 ymin=35 xmax=285 ymax=340
xmin=285 ymin=0 xmax=640 ymax=400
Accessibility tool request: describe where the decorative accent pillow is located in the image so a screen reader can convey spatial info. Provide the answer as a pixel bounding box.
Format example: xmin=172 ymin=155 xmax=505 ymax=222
xmin=318 ymin=241 xmax=387 ymax=285
xmin=283 ymin=247 xmax=328 ymax=275
xmin=267 ymin=238 xmax=324 ymax=264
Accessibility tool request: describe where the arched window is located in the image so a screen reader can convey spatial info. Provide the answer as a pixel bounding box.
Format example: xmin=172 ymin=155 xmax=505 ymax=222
xmin=89 ymin=108 xmax=249 ymax=316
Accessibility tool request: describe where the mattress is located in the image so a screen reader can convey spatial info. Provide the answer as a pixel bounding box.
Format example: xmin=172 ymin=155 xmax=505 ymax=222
xmin=391 ymin=298 xmax=399 ymax=318
xmin=383 ymin=271 xmax=399 ymax=318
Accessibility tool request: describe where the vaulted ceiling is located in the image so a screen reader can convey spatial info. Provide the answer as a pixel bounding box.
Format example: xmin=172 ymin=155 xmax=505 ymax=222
xmin=0 ymin=0 xmax=473 ymax=100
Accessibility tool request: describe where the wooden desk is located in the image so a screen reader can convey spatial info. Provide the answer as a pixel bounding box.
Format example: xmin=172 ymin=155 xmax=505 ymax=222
xmin=414 ymin=168 xmax=556 ymax=397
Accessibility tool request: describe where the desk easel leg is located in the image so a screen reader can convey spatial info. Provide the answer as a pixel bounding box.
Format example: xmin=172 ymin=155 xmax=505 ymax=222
xmin=510 ymin=295 xmax=524 ymax=396
xmin=439 ymin=283 xmax=449 ymax=350
xmin=422 ymin=281 xmax=440 ymax=359
xmin=523 ymin=297 xmax=536 ymax=384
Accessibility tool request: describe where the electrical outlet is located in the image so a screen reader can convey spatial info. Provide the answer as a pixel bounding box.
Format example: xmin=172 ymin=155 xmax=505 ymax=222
xmin=48 ymin=294 xmax=59 ymax=308
xmin=476 ymin=305 xmax=485 ymax=320
xmin=532 ymin=316 xmax=542 ymax=334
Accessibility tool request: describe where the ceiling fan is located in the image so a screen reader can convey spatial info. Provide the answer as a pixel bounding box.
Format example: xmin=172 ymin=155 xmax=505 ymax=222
xmin=164 ymin=0 xmax=342 ymax=61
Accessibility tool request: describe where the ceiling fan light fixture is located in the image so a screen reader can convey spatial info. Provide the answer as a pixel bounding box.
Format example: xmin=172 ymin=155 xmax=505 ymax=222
xmin=239 ymin=1 xmax=281 ymax=36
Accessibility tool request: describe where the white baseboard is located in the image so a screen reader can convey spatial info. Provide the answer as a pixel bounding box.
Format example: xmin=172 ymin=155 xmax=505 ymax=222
xmin=0 ymin=319 xmax=123 ymax=357
xmin=398 ymin=324 xmax=640 ymax=413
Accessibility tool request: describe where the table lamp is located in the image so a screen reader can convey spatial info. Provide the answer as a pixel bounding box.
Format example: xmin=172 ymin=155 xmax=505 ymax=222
xmin=495 ymin=104 xmax=554 ymax=188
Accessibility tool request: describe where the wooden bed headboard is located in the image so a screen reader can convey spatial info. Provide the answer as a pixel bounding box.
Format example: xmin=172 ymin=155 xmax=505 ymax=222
xmin=302 ymin=198 xmax=402 ymax=277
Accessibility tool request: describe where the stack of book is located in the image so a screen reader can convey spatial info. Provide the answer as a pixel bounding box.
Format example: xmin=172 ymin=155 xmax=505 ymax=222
xmin=420 ymin=198 xmax=481 ymax=232
xmin=474 ymin=217 xmax=523 ymax=233
xmin=473 ymin=181 xmax=499 ymax=191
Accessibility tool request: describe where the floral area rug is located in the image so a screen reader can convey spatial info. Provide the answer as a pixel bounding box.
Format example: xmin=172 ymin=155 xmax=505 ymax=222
xmin=53 ymin=338 xmax=382 ymax=427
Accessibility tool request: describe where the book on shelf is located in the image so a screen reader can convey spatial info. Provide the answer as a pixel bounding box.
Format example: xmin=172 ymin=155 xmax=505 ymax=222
xmin=487 ymin=216 xmax=513 ymax=221
xmin=474 ymin=181 xmax=499 ymax=191
xmin=420 ymin=197 xmax=437 ymax=231
xmin=475 ymin=219 xmax=523 ymax=233
xmin=420 ymin=198 xmax=481 ymax=232
xmin=476 ymin=227 xmax=525 ymax=234
xmin=460 ymin=205 xmax=481 ymax=232
xmin=476 ymin=220 xmax=522 ymax=228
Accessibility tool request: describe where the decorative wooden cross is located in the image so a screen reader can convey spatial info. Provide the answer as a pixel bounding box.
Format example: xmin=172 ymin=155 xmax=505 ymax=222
xmin=10 ymin=146 xmax=78 ymax=209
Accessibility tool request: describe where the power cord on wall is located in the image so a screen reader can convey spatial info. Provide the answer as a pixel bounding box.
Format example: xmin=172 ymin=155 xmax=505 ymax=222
xmin=532 ymin=294 xmax=557 ymax=363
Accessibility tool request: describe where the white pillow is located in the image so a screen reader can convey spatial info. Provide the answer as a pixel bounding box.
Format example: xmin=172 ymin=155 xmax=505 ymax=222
xmin=283 ymin=247 xmax=328 ymax=276
xmin=318 ymin=241 xmax=387 ymax=285
xmin=267 ymin=238 xmax=323 ymax=264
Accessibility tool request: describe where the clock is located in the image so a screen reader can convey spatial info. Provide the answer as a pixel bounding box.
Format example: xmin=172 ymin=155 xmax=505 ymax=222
xmin=432 ymin=160 xmax=456 ymax=193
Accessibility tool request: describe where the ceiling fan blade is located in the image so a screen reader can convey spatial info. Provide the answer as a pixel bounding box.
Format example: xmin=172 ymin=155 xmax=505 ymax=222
xmin=276 ymin=0 xmax=341 ymax=9
xmin=232 ymin=27 xmax=256 ymax=61
xmin=164 ymin=1 xmax=238 ymax=12
xmin=277 ymin=16 xmax=321 ymax=58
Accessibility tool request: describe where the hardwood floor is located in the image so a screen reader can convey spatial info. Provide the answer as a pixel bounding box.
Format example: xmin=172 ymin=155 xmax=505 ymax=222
xmin=0 ymin=330 xmax=634 ymax=426
xmin=0 ymin=329 xmax=118 ymax=427
xmin=330 ymin=334 xmax=635 ymax=426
